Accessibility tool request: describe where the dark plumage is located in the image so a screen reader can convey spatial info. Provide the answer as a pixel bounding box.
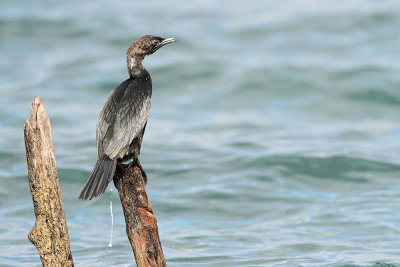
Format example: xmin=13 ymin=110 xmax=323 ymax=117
xmin=79 ymin=35 xmax=176 ymax=200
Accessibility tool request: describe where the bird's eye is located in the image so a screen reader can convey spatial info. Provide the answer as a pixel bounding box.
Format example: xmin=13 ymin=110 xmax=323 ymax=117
xmin=152 ymin=40 xmax=160 ymax=46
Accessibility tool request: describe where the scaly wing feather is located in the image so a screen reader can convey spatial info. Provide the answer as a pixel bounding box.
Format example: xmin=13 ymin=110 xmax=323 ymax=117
xmin=96 ymin=76 xmax=152 ymax=159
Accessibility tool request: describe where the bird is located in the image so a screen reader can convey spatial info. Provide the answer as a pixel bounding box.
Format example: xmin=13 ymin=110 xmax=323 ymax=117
xmin=79 ymin=35 xmax=177 ymax=200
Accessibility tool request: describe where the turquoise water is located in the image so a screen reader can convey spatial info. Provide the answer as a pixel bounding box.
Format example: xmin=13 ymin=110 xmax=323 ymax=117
xmin=1 ymin=0 xmax=400 ymax=266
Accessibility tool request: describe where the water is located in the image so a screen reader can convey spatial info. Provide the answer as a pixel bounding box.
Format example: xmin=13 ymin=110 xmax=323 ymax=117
xmin=1 ymin=0 xmax=400 ymax=266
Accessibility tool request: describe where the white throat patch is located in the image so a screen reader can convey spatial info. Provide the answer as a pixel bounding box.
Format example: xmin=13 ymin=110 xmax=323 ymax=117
xmin=129 ymin=57 xmax=136 ymax=70
xmin=129 ymin=57 xmax=142 ymax=75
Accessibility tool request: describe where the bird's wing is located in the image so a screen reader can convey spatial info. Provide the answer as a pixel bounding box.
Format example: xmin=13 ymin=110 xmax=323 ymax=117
xmin=96 ymin=78 xmax=152 ymax=159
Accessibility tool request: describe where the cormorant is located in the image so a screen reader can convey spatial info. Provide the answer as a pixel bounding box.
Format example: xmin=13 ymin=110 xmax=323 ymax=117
xmin=79 ymin=35 xmax=177 ymax=200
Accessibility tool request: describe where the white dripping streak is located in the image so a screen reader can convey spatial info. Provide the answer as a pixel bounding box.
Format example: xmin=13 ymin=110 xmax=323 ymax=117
xmin=108 ymin=188 xmax=114 ymax=248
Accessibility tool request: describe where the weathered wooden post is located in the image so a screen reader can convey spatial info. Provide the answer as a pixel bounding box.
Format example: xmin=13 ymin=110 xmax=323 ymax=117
xmin=24 ymin=96 xmax=165 ymax=267
xmin=114 ymin=162 xmax=166 ymax=267
xmin=24 ymin=96 xmax=74 ymax=267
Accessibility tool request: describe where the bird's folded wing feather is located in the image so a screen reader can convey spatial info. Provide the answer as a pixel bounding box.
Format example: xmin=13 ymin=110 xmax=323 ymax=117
xmin=96 ymin=79 xmax=151 ymax=159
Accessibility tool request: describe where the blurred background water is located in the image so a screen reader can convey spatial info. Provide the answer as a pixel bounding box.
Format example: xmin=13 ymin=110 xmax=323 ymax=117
xmin=1 ymin=0 xmax=400 ymax=266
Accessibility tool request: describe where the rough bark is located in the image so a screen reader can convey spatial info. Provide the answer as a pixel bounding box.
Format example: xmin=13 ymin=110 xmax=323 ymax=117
xmin=114 ymin=162 xmax=166 ymax=267
xmin=24 ymin=96 xmax=74 ymax=267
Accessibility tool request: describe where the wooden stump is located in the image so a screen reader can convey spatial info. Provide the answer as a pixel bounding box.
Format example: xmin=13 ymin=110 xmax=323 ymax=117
xmin=23 ymin=96 xmax=165 ymax=266
xmin=24 ymin=96 xmax=74 ymax=267
xmin=114 ymin=161 xmax=166 ymax=267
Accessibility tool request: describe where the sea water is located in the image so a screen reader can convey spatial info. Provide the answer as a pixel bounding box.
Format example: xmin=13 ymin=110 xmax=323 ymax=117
xmin=1 ymin=0 xmax=400 ymax=266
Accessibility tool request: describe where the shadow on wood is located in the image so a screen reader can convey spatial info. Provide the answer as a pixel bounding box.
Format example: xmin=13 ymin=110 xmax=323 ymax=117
xmin=114 ymin=160 xmax=166 ymax=267
xmin=24 ymin=96 xmax=74 ymax=267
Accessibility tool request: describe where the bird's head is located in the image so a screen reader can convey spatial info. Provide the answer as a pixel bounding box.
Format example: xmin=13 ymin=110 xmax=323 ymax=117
xmin=127 ymin=35 xmax=176 ymax=77
xmin=127 ymin=35 xmax=177 ymax=57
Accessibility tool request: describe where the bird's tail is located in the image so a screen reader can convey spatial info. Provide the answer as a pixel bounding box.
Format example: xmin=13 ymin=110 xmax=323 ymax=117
xmin=79 ymin=156 xmax=117 ymax=201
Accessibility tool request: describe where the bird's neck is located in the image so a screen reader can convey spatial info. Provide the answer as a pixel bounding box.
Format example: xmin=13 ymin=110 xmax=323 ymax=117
xmin=127 ymin=55 xmax=145 ymax=78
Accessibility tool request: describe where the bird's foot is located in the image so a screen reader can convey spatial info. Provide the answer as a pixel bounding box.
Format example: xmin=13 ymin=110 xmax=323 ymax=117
xmin=118 ymin=158 xmax=147 ymax=185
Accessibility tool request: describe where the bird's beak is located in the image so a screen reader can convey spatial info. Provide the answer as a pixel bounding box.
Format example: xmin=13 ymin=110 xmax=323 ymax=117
xmin=152 ymin=37 xmax=177 ymax=53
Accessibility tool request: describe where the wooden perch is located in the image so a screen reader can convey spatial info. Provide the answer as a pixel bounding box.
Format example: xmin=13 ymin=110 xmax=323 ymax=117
xmin=24 ymin=96 xmax=74 ymax=267
xmin=114 ymin=161 xmax=166 ymax=267
xmin=23 ymin=96 xmax=164 ymax=266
